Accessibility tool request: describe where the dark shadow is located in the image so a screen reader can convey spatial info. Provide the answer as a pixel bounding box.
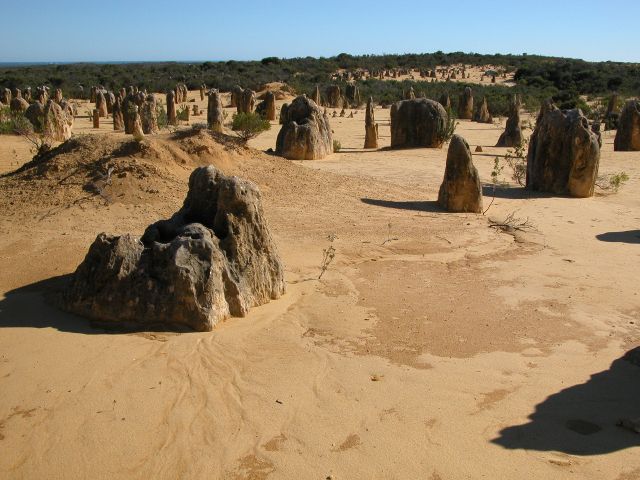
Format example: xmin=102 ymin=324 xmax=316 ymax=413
xmin=482 ymin=184 xmax=534 ymax=199
xmin=596 ymin=230 xmax=640 ymax=244
xmin=492 ymin=347 xmax=640 ymax=455
xmin=0 ymin=275 xmax=193 ymax=334
xmin=361 ymin=198 xmax=443 ymax=213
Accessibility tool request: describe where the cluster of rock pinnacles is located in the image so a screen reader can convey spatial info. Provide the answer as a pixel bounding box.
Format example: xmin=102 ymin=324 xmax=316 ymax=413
xmin=23 ymin=82 xmax=625 ymax=330
xmin=64 ymin=166 xmax=286 ymax=331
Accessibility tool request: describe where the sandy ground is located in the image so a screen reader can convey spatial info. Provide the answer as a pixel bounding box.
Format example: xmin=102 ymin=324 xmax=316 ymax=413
xmin=0 ymin=91 xmax=639 ymax=480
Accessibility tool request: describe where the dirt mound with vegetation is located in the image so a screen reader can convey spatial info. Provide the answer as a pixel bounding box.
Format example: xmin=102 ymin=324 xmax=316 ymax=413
xmin=0 ymin=129 xmax=244 ymax=211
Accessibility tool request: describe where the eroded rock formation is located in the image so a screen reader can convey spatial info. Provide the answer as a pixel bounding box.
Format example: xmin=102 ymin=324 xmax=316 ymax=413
xmin=390 ymin=98 xmax=448 ymax=149
xmin=63 ymin=166 xmax=286 ymax=331
xmin=364 ymin=97 xmax=378 ymax=149
xmin=276 ymin=96 xmax=332 ymax=160
xmin=527 ymin=103 xmax=600 ymax=197
xmin=614 ymin=100 xmax=640 ymax=151
xmin=207 ymin=89 xmax=224 ymax=132
xmin=438 ymin=135 xmax=483 ymax=213
xmin=473 ymin=97 xmax=492 ymax=123
xmin=457 ymin=87 xmax=473 ymax=120
xmin=496 ymin=95 xmax=523 ymax=147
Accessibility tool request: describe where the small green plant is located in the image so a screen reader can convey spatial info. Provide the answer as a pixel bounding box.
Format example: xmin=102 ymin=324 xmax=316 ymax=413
xmin=491 ymin=157 xmax=505 ymax=185
xmin=502 ymin=139 xmax=529 ymax=186
xmin=177 ymin=105 xmax=189 ymax=121
xmin=440 ymin=106 xmax=457 ymax=143
xmin=318 ymin=233 xmax=337 ymax=279
xmin=333 ymin=139 xmax=341 ymax=152
xmin=232 ymin=112 xmax=270 ymax=142
xmin=0 ymin=108 xmax=32 ymax=135
xmin=156 ymin=105 xmax=168 ymax=129
xmin=596 ymin=171 xmax=629 ymax=192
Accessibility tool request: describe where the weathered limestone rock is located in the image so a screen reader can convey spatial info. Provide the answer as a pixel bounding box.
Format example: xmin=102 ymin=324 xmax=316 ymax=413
xmin=54 ymin=88 xmax=63 ymax=104
xmin=1 ymin=88 xmax=11 ymax=104
xmin=112 ymin=98 xmax=124 ymax=131
xmin=231 ymin=85 xmax=243 ymax=108
xmin=312 ymin=85 xmax=322 ymax=106
xmin=105 ymin=91 xmax=115 ymax=114
xmin=604 ymin=93 xmax=619 ymax=130
xmin=122 ymin=94 xmax=137 ymax=134
xmin=23 ymin=87 xmax=32 ymax=102
xmin=614 ymin=100 xmax=640 ymax=151
xmin=404 ymin=87 xmax=416 ymax=100
xmin=93 ymin=109 xmax=100 ymax=128
xmin=279 ymin=103 xmax=289 ymax=124
xmin=207 ymin=89 xmax=224 ymax=132
xmin=9 ymin=90 xmax=29 ymax=113
xmin=438 ymin=135 xmax=483 ymax=213
xmin=43 ymin=100 xmax=72 ymax=142
xmin=167 ymin=90 xmax=177 ymax=125
xmin=458 ymin=87 xmax=473 ymax=120
xmin=35 ymin=86 xmax=48 ymax=104
xmin=192 ymin=104 xmax=199 ymax=116
xmin=473 ymin=97 xmax=492 ymax=123
xmin=438 ymin=93 xmax=451 ymax=110
xmin=200 ymin=84 xmax=206 ymax=101
xmin=364 ymin=97 xmax=378 ymax=149
xmin=95 ymin=91 xmax=108 ymax=118
xmin=25 ymin=101 xmax=45 ymax=131
xmin=63 ymin=166 xmax=286 ymax=332
xmin=237 ymin=89 xmax=256 ymax=114
xmin=325 ymin=85 xmax=342 ymax=108
xmin=276 ymin=95 xmax=332 ymax=160
xmin=390 ymin=98 xmax=448 ymax=149
xmin=496 ymin=95 xmax=523 ymax=147
xmin=141 ymin=94 xmax=159 ymax=134
xmin=256 ymin=91 xmax=276 ymax=121
xmin=90 ymin=86 xmax=97 ymax=103
xmin=345 ymin=84 xmax=361 ymax=107
xmin=527 ymin=104 xmax=600 ymax=198
xmin=132 ymin=106 xmax=145 ymax=141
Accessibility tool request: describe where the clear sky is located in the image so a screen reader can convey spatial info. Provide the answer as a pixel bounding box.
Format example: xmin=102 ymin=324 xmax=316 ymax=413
xmin=1 ymin=0 xmax=638 ymax=63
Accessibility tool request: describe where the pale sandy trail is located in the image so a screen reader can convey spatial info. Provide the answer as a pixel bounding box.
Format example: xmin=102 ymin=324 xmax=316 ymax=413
xmin=0 ymin=92 xmax=639 ymax=479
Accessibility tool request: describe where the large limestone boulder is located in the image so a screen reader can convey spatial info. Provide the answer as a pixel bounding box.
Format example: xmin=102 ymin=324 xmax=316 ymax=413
xmin=438 ymin=135 xmax=483 ymax=213
xmin=207 ymin=89 xmax=224 ymax=132
xmin=112 ymin=97 xmax=124 ymax=131
xmin=63 ymin=166 xmax=286 ymax=332
xmin=614 ymin=99 xmax=640 ymax=151
xmin=325 ymin=85 xmax=342 ymax=108
xmin=345 ymin=84 xmax=361 ymax=107
xmin=472 ymin=97 xmax=492 ymax=123
xmin=230 ymin=85 xmax=243 ymax=108
xmin=238 ymin=89 xmax=256 ymax=114
xmin=25 ymin=101 xmax=45 ymax=131
xmin=43 ymin=100 xmax=72 ymax=142
xmin=527 ymin=103 xmax=600 ymax=198
xmin=10 ymin=91 xmax=29 ymax=113
xmin=438 ymin=93 xmax=451 ymax=110
xmin=95 ymin=91 xmax=108 ymax=118
xmin=140 ymin=94 xmax=159 ymax=134
xmin=390 ymin=98 xmax=448 ymax=149
xmin=457 ymin=87 xmax=473 ymax=120
xmin=166 ymin=90 xmax=177 ymax=125
xmin=256 ymin=91 xmax=276 ymax=121
xmin=496 ymin=95 xmax=523 ymax=147
xmin=275 ymin=95 xmax=332 ymax=160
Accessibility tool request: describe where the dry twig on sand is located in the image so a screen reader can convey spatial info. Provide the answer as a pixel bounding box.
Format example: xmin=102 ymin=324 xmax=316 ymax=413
xmin=489 ymin=212 xmax=535 ymax=233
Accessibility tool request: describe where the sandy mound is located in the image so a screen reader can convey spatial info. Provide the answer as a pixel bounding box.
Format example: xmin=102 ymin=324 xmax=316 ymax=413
xmin=0 ymin=129 xmax=241 ymax=209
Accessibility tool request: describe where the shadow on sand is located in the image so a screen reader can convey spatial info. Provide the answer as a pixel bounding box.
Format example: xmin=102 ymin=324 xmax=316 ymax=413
xmin=492 ymin=348 xmax=640 ymax=455
xmin=596 ymin=230 xmax=640 ymax=244
xmin=0 ymin=275 xmax=192 ymax=334
xmin=361 ymin=198 xmax=443 ymax=213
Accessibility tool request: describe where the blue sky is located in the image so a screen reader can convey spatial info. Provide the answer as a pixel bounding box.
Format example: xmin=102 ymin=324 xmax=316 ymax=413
xmin=1 ymin=0 xmax=638 ymax=63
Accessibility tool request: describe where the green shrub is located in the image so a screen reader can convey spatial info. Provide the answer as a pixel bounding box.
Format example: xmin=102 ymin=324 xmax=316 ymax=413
xmin=439 ymin=107 xmax=457 ymax=143
xmin=0 ymin=107 xmax=34 ymax=135
xmin=333 ymin=139 xmax=341 ymax=152
xmin=156 ymin=105 xmax=168 ymax=129
xmin=231 ymin=112 xmax=270 ymax=142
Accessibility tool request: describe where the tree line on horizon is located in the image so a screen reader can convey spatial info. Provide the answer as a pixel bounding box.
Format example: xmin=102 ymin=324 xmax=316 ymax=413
xmin=0 ymin=52 xmax=637 ymax=117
